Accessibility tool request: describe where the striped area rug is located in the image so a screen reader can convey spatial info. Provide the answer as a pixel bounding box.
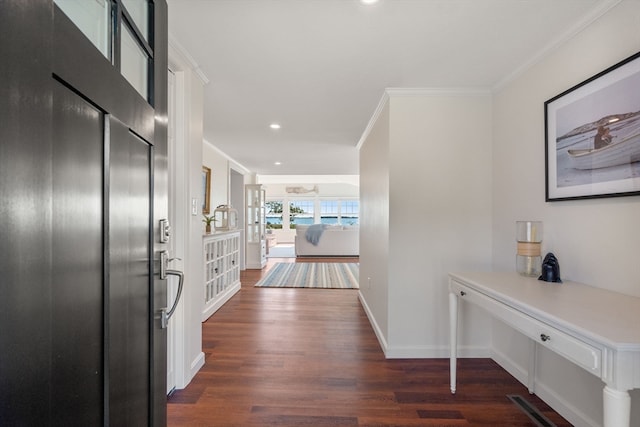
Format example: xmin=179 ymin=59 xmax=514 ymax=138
xmin=255 ymin=262 xmax=359 ymax=289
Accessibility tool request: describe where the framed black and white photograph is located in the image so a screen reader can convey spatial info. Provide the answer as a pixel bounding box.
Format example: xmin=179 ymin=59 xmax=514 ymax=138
xmin=545 ymin=51 xmax=640 ymax=201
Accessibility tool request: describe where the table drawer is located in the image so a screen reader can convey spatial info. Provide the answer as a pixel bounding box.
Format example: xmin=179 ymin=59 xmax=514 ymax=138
xmin=450 ymin=280 xmax=601 ymax=376
xmin=535 ymin=322 xmax=601 ymax=374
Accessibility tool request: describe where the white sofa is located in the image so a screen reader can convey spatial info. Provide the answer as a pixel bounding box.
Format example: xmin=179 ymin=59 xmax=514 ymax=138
xmin=295 ymin=225 xmax=359 ymax=257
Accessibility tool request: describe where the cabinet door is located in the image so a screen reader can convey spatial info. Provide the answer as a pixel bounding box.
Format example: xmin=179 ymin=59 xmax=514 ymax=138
xmin=246 ymin=186 xmax=259 ymax=243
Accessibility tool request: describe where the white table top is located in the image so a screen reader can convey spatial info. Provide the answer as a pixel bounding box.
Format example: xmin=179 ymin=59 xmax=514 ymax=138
xmin=449 ymin=271 xmax=640 ymax=351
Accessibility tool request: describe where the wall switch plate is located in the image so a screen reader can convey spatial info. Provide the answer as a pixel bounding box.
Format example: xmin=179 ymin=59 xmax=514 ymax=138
xmin=192 ymin=198 xmax=198 ymax=215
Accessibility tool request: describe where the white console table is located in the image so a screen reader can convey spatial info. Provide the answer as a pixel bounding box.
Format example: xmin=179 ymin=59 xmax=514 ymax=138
xmin=448 ymin=271 xmax=640 ymax=427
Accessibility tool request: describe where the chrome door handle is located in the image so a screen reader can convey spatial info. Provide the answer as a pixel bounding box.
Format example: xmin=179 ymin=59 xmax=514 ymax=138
xmin=160 ymin=250 xmax=181 ymax=280
xmin=161 ymin=269 xmax=184 ymax=329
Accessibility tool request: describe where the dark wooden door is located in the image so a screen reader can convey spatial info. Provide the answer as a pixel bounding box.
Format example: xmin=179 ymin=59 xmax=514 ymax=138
xmin=108 ymin=116 xmax=154 ymax=426
xmin=0 ymin=1 xmax=168 ymax=425
xmin=50 ymin=80 xmax=105 ymax=426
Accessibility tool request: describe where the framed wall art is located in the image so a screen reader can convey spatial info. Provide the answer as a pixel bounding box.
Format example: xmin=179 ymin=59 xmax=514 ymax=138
xmin=202 ymin=166 xmax=211 ymax=214
xmin=545 ymin=51 xmax=640 ymax=201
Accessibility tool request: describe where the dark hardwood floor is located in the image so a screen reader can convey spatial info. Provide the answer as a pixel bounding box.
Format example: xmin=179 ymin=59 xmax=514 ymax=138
xmin=167 ymin=256 xmax=573 ymax=426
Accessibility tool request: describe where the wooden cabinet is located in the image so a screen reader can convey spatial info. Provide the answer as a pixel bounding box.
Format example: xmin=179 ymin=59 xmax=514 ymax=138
xmin=203 ymin=231 xmax=241 ymax=321
xmin=245 ymin=184 xmax=266 ymax=269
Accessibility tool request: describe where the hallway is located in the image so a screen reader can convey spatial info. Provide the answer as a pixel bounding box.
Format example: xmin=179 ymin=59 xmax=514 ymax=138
xmin=167 ymin=258 xmax=571 ymax=426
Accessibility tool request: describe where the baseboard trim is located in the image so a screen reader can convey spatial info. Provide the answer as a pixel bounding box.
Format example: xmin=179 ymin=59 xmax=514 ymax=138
xmin=385 ymin=345 xmax=490 ymax=359
xmin=491 ymin=347 xmax=529 ymax=385
xmin=358 ymin=291 xmax=389 ymax=354
xmin=357 ymin=291 xmax=489 ymax=359
xmin=181 ymin=351 xmax=205 ymax=389
xmin=534 ymin=381 xmax=600 ymax=427
xmin=201 ymin=281 xmax=241 ymax=322
xmin=490 ymin=348 xmax=600 ymax=427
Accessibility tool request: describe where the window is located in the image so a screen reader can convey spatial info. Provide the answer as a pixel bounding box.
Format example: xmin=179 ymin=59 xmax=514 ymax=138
xmin=266 ymin=197 xmax=359 ymax=228
xmin=121 ymin=23 xmax=149 ymax=100
xmin=289 ymin=200 xmax=314 ymax=228
xmin=320 ymin=200 xmax=339 ymax=225
xmin=54 ymin=0 xmax=154 ymax=103
xmin=55 ymin=0 xmax=112 ymax=59
xmin=321 ymin=199 xmax=359 ymax=225
xmin=121 ymin=0 xmax=149 ymax=42
xmin=341 ymin=200 xmax=359 ymax=225
xmin=265 ymin=200 xmax=283 ymax=229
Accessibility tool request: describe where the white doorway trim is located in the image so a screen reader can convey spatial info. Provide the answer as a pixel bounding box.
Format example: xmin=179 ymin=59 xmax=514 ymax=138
xmin=166 ymin=35 xmax=209 ymax=392
xmin=166 ymin=67 xmax=188 ymax=392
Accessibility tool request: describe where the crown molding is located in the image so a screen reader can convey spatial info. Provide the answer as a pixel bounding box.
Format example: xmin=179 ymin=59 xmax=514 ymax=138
xmin=168 ymin=34 xmax=210 ymax=85
xmin=257 ymin=175 xmax=359 ymax=185
xmin=203 ymin=139 xmax=251 ymax=174
xmin=356 ymin=91 xmax=389 ymax=150
xmin=493 ymin=0 xmax=622 ymax=92
xmin=385 ymin=87 xmax=491 ymax=97
xmin=357 ymin=87 xmax=491 ymax=149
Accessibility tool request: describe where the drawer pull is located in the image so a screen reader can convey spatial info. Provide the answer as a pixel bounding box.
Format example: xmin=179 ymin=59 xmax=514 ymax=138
xmin=540 ymin=333 xmax=551 ymax=342
xmin=460 ymin=291 xmax=466 ymax=297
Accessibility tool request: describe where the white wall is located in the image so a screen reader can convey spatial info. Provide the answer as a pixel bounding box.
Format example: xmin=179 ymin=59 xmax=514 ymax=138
xmin=359 ymin=99 xmax=391 ymax=346
xmin=387 ymin=92 xmax=494 ymax=356
xmin=259 ymin=174 xmax=359 ymax=191
xmin=261 ymin=182 xmax=358 ymax=199
xmin=491 ymin=2 xmax=640 ymax=425
xmin=359 ymin=90 xmax=494 ymax=358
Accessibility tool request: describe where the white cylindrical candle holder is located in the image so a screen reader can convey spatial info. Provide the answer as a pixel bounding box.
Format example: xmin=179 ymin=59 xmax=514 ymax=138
xmin=516 ymin=221 xmax=542 ymax=277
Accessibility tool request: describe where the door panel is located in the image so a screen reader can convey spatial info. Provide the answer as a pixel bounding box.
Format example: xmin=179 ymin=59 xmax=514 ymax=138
xmin=0 ymin=2 xmax=53 ymax=422
xmin=1 ymin=1 xmax=168 ymax=425
xmin=109 ymin=117 xmax=152 ymax=425
xmin=54 ymin=5 xmax=155 ymax=143
xmin=51 ymin=82 xmax=104 ymax=425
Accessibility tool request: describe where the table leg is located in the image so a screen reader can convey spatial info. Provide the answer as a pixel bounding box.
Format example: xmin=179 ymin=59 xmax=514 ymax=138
xmin=603 ymin=386 xmax=630 ymax=427
xmin=449 ymin=291 xmax=458 ymax=394
xmin=527 ymin=340 xmax=537 ymax=394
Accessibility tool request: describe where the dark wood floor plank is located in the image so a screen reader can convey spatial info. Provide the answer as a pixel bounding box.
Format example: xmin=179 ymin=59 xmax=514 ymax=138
xmin=168 ymin=256 xmax=573 ymax=426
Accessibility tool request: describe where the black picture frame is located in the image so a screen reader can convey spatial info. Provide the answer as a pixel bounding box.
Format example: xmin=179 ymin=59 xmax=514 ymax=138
xmin=544 ymin=51 xmax=640 ymax=201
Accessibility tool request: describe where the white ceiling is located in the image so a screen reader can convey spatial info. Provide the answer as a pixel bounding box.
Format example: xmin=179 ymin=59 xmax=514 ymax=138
xmin=167 ymin=0 xmax=610 ymax=176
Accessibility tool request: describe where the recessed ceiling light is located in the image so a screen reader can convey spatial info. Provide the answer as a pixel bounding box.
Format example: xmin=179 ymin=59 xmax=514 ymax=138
xmin=274 ymin=161 xmax=282 ymax=166
xmin=270 ymin=123 xmax=281 ymax=129
xmin=360 ymin=0 xmax=379 ymax=4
